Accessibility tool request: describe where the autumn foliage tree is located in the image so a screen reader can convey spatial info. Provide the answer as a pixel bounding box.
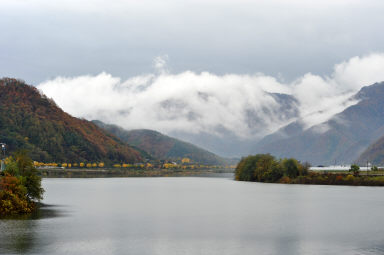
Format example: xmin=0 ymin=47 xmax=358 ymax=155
xmin=0 ymin=150 xmax=44 ymax=215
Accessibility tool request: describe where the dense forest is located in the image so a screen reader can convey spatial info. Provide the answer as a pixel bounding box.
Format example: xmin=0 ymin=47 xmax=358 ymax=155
xmin=0 ymin=78 xmax=142 ymax=164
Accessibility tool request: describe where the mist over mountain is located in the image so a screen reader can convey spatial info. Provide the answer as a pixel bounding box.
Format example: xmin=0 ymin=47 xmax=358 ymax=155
xmin=167 ymin=92 xmax=299 ymax=157
xmin=255 ymin=81 xmax=384 ymax=165
xmin=37 ymin=54 xmax=384 ymax=160
xmin=9 ymin=75 xmax=382 ymax=166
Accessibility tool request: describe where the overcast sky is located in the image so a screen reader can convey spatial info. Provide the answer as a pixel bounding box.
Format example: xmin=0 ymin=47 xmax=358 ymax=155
xmin=1 ymin=0 xmax=384 ymax=84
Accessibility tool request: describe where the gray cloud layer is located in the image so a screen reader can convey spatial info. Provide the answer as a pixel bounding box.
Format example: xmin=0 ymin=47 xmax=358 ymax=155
xmin=38 ymin=53 xmax=384 ymax=141
xmin=1 ymin=0 xmax=384 ymax=84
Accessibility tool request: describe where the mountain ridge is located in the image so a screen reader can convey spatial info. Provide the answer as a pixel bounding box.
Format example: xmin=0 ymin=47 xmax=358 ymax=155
xmin=252 ymin=81 xmax=384 ymax=165
xmin=93 ymin=120 xmax=228 ymax=165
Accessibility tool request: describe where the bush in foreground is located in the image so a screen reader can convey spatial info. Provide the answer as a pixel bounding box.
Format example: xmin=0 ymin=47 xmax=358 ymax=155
xmin=0 ymin=150 xmax=44 ymax=215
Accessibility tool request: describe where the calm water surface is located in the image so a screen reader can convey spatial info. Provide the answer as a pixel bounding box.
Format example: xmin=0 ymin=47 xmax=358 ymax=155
xmin=1 ymin=175 xmax=384 ymax=255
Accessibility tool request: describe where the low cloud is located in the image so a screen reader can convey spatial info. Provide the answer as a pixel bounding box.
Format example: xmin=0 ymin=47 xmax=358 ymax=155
xmin=292 ymin=53 xmax=384 ymax=128
xmin=38 ymin=53 xmax=384 ymax=139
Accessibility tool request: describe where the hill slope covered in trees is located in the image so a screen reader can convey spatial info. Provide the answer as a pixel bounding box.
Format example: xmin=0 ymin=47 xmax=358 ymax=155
xmin=93 ymin=120 xmax=227 ymax=165
xmin=0 ymin=78 xmax=142 ymax=164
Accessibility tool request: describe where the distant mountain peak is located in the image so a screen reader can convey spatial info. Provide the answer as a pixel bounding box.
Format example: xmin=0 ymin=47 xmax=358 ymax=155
xmin=253 ymin=81 xmax=384 ymax=165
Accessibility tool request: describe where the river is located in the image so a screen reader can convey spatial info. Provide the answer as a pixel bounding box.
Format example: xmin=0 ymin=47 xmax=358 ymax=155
xmin=1 ymin=175 xmax=384 ymax=255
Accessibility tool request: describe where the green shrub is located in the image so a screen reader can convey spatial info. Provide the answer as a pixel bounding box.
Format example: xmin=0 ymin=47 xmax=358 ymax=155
xmin=349 ymin=164 xmax=360 ymax=176
xmin=235 ymin=154 xmax=309 ymax=182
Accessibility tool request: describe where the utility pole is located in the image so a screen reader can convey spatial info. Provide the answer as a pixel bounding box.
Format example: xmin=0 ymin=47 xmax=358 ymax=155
xmin=0 ymin=143 xmax=6 ymax=171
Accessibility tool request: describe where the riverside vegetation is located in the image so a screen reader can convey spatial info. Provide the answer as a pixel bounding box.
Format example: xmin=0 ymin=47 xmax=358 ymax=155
xmin=0 ymin=150 xmax=44 ymax=215
xmin=235 ymin=154 xmax=384 ymax=186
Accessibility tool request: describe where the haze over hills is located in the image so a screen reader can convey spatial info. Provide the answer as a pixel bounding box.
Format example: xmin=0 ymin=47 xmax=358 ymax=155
xmin=36 ymin=74 xmax=384 ymax=165
xmin=93 ymin=120 xmax=227 ymax=165
xmin=37 ymin=54 xmax=384 ymax=161
xmin=0 ymin=78 xmax=142 ymax=164
xmin=166 ymin=92 xmax=300 ymax=157
xmin=357 ymin=134 xmax=384 ymax=166
xmin=2 ymin=77 xmax=384 ymax=166
xmin=253 ymin=81 xmax=384 ymax=165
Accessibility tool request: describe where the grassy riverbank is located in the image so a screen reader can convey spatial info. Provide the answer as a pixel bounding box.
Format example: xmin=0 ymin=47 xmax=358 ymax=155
xmin=313 ymin=169 xmax=384 ymax=176
xmin=282 ymin=172 xmax=384 ymax=186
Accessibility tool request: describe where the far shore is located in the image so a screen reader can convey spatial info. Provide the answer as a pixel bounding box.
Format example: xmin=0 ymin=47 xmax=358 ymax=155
xmin=37 ymin=168 xmax=234 ymax=178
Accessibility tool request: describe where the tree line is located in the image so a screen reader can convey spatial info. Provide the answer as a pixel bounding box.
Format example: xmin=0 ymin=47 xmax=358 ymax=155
xmin=235 ymin=154 xmax=384 ymax=186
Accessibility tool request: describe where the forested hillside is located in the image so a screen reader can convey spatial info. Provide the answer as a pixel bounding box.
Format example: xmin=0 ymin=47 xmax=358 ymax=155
xmin=0 ymin=78 xmax=142 ymax=164
xmin=93 ymin=120 xmax=227 ymax=165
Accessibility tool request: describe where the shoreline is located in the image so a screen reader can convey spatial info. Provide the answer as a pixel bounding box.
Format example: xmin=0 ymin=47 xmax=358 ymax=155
xmin=239 ymin=172 xmax=384 ymax=187
xmin=38 ymin=168 xmax=234 ymax=178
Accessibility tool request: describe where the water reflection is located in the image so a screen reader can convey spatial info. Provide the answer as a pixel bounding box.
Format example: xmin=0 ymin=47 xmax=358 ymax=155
xmin=0 ymin=219 xmax=37 ymax=254
xmin=2 ymin=178 xmax=384 ymax=255
xmin=0 ymin=204 xmax=66 ymax=254
xmin=358 ymin=245 xmax=384 ymax=255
